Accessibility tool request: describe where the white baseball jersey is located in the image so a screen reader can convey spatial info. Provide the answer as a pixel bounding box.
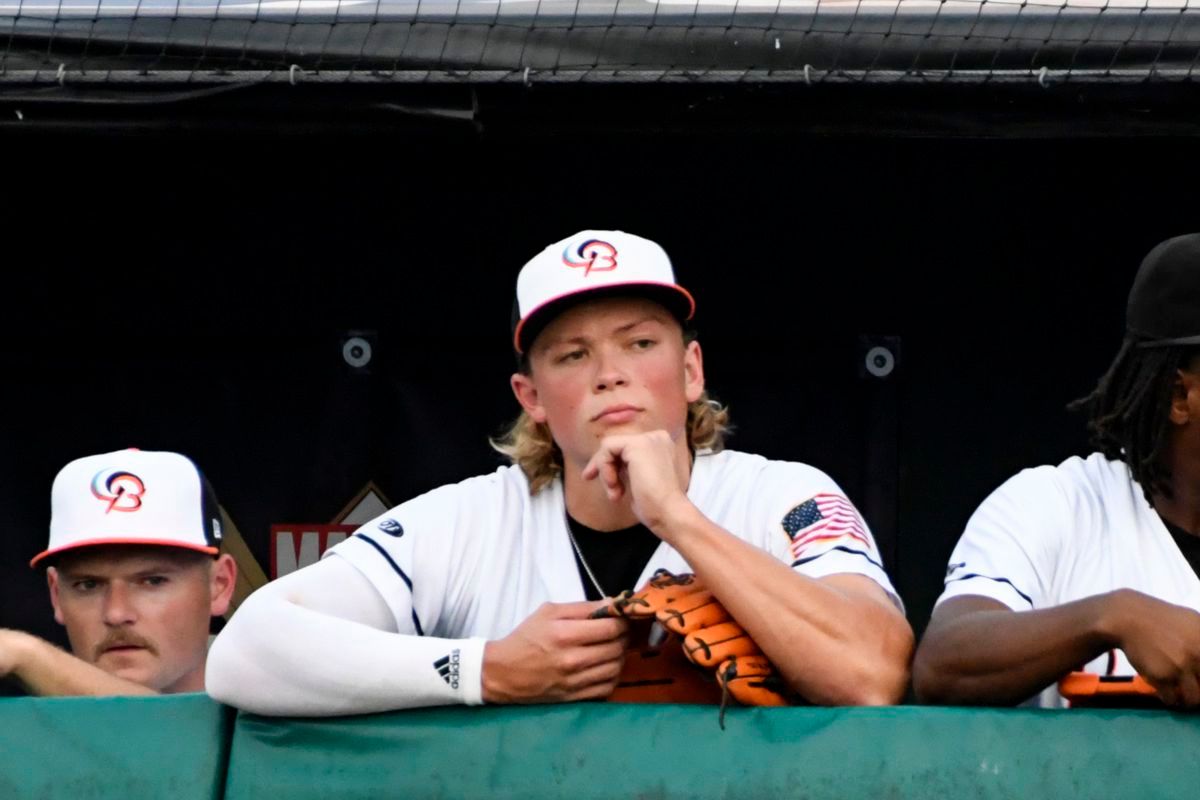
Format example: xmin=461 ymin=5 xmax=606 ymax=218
xmin=327 ymin=448 xmax=899 ymax=706
xmin=935 ymin=452 xmax=1200 ymax=707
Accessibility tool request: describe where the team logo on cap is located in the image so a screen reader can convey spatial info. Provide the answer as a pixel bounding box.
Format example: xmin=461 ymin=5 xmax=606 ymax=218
xmin=562 ymin=239 xmax=617 ymax=276
xmin=91 ymin=469 xmax=146 ymax=514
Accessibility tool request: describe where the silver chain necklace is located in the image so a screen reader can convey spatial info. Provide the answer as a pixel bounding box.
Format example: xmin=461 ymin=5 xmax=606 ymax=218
xmin=565 ymin=512 xmax=608 ymax=598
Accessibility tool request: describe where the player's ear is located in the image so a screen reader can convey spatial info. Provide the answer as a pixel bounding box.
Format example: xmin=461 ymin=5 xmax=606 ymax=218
xmin=208 ymin=554 xmax=237 ymax=617
xmin=1170 ymin=365 xmax=1200 ymax=426
xmin=511 ymin=372 xmax=548 ymax=424
xmin=47 ymin=568 xmax=65 ymax=626
xmin=683 ymin=339 xmax=705 ymax=404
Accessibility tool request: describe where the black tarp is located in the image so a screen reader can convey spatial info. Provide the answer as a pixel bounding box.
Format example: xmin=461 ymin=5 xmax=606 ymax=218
xmin=3 ymin=114 xmax=1198 ymax=703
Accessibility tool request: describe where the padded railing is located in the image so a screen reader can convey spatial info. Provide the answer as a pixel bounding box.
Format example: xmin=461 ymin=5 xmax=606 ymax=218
xmin=5 ymin=696 xmax=1200 ymax=799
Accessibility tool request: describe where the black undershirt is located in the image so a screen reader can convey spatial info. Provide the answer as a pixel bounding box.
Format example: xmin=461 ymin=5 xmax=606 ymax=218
xmin=567 ymin=516 xmax=662 ymax=601
xmin=1160 ymin=514 xmax=1200 ymax=581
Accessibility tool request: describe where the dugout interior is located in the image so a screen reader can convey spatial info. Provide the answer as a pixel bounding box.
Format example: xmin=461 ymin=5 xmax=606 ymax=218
xmin=2 ymin=39 xmax=1198 ymax=692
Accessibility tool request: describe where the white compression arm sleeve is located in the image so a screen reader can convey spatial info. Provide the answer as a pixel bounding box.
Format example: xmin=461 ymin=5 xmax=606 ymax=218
xmin=205 ymin=555 xmax=486 ymax=716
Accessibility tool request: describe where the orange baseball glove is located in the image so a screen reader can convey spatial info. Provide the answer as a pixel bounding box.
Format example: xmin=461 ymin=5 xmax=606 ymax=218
xmin=594 ymin=569 xmax=794 ymax=711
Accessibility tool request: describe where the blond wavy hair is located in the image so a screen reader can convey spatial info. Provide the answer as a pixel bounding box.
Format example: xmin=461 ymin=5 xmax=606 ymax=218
xmin=491 ymin=392 xmax=731 ymax=494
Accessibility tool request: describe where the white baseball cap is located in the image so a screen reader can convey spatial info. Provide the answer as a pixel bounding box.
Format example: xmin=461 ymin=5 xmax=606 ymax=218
xmin=511 ymin=230 xmax=696 ymax=355
xmin=31 ymin=449 xmax=223 ymax=568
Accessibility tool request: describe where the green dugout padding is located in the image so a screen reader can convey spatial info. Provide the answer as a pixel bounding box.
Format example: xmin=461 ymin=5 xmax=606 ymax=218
xmin=5 ymin=698 xmax=1200 ymax=799
xmin=226 ymin=704 xmax=1200 ymax=800
xmin=0 ymin=694 xmax=232 ymax=800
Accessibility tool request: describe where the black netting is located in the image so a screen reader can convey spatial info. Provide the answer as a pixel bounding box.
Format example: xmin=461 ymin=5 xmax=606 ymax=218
xmin=1 ymin=0 xmax=1199 ymax=85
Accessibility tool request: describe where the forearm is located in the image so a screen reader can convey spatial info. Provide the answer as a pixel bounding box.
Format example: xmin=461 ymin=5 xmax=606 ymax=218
xmin=913 ymin=594 xmax=1120 ymax=705
xmin=2 ymin=630 xmax=155 ymax=697
xmin=206 ymin=584 xmax=486 ymax=716
xmin=656 ymin=502 xmax=913 ymax=706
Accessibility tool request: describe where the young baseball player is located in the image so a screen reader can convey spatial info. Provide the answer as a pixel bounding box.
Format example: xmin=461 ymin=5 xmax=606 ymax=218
xmin=0 ymin=449 xmax=236 ymax=696
xmin=914 ymin=233 xmax=1200 ymax=708
xmin=206 ymin=230 xmax=913 ymax=715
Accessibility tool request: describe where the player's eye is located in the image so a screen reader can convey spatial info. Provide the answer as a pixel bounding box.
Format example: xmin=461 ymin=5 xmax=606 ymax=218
xmin=556 ymin=349 xmax=586 ymax=364
xmin=141 ymin=576 xmax=169 ymax=587
xmin=631 ymin=338 xmax=656 ymax=350
xmin=71 ymin=579 xmax=99 ymax=592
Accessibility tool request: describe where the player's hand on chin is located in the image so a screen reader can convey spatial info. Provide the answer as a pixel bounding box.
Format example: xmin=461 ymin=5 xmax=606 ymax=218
xmin=581 ymin=430 xmax=691 ymax=533
xmin=1105 ymin=589 xmax=1200 ymax=708
xmin=481 ymin=601 xmax=628 ymax=704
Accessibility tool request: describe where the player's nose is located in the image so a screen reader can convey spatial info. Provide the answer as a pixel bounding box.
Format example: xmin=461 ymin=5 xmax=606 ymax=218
xmin=593 ymin=348 xmax=629 ymax=392
xmin=102 ymin=582 xmax=138 ymax=626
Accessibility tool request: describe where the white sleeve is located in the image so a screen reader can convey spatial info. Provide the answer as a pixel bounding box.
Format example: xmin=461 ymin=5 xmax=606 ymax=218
xmin=763 ymin=465 xmax=901 ymax=610
xmin=935 ymin=466 xmax=1066 ymax=612
xmin=205 ymin=555 xmax=486 ymax=716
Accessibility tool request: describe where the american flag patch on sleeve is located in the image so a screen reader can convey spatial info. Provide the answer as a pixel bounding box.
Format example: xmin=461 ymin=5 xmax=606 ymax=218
xmin=781 ymin=493 xmax=870 ymax=558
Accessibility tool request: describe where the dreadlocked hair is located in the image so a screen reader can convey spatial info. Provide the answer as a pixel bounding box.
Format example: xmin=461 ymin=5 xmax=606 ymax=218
xmin=1068 ymin=340 xmax=1199 ymax=503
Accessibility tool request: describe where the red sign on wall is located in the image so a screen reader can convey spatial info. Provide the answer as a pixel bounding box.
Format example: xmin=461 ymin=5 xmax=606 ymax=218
xmin=269 ymin=524 xmax=358 ymax=579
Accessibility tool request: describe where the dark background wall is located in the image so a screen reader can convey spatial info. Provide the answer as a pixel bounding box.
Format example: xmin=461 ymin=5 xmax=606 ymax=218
xmin=2 ymin=85 xmax=1196 ymax=693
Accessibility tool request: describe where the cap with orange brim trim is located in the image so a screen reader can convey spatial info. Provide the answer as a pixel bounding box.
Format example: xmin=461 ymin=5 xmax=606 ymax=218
xmin=511 ymin=230 xmax=696 ymax=357
xmin=30 ymin=449 xmax=223 ymax=569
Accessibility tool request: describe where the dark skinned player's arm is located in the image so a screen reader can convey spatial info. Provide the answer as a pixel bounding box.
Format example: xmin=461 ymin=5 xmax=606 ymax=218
xmin=915 ymin=590 xmax=1200 ymax=708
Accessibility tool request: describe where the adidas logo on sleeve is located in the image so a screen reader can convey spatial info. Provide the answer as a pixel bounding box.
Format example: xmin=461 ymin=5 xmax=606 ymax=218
xmin=433 ymin=650 xmax=461 ymax=689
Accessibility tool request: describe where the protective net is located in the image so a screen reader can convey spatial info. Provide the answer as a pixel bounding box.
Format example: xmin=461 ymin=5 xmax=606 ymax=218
xmin=2 ymin=0 xmax=1198 ymax=87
